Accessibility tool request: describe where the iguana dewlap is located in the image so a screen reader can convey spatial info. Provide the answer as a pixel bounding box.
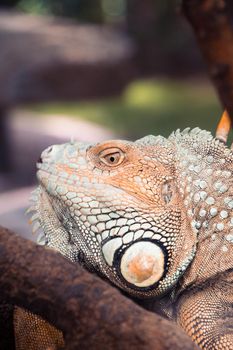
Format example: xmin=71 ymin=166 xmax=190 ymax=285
xmin=17 ymin=128 xmax=233 ymax=349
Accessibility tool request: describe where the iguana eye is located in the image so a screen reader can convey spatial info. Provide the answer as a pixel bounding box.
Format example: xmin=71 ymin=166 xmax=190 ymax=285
xmin=99 ymin=148 xmax=124 ymax=166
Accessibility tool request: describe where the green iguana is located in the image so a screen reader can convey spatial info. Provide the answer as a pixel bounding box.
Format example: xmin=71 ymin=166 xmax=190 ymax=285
xmin=15 ymin=127 xmax=233 ymax=350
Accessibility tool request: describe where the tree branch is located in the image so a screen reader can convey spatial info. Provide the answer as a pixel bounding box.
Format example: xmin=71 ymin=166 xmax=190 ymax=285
xmin=182 ymin=0 xmax=233 ymax=123
xmin=0 ymin=226 xmax=198 ymax=350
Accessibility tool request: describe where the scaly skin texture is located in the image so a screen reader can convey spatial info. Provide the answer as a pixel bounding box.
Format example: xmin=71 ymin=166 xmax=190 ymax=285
xmin=16 ymin=128 xmax=233 ymax=349
xmin=14 ymin=307 xmax=64 ymax=350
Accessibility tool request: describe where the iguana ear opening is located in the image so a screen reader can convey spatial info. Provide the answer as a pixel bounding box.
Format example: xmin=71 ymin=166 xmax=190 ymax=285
xmin=161 ymin=180 xmax=174 ymax=204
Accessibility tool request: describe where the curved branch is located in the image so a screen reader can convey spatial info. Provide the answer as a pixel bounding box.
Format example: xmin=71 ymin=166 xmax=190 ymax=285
xmin=0 ymin=226 xmax=198 ymax=350
xmin=182 ymin=0 xmax=233 ymax=123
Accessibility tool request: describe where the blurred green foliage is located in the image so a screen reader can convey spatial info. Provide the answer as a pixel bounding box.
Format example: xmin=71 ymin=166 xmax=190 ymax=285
xmin=28 ymin=79 xmax=226 ymax=140
xmin=16 ymin=0 xmax=127 ymax=23
xmin=17 ymin=0 xmax=104 ymax=22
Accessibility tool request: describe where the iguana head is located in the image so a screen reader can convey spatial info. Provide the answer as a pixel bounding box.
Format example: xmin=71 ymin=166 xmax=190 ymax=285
xmin=30 ymin=135 xmax=198 ymax=299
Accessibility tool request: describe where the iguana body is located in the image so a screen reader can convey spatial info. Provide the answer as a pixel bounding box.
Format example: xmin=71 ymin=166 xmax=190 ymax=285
xmin=16 ymin=128 xmax=233 ymax=349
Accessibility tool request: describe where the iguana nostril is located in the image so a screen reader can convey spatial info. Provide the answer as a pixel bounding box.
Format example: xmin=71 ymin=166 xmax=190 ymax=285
xmin=37 ymin=157 xmax=43 ymax=164
xmin=47 ymin=146 xmax=53 ymax=153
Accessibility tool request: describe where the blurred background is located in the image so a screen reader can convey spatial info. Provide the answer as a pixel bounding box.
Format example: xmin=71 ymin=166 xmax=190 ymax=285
xmin=0 ymin=0 xmax=224 ymax=239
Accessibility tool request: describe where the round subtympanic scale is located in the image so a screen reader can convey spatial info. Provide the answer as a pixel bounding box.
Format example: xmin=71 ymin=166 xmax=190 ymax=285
xmin=120 ymin=241 xmax=165 ymax=287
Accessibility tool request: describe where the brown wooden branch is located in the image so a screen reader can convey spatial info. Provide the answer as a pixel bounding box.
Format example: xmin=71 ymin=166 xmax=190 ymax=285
xmin=182 ymin=0 xmax=233 ymax=124
xmin=0 ymin=226 xmax=198 ymax=350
